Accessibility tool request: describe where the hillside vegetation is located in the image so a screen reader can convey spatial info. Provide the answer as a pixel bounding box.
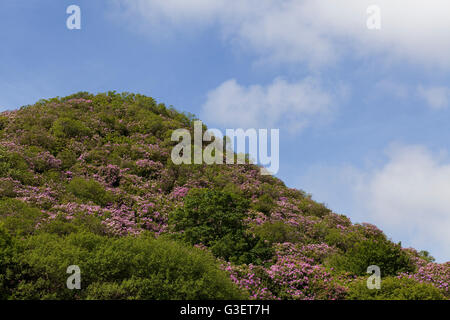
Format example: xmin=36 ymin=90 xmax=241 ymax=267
xmin=0 ymin=92 xmax=448 ymax=300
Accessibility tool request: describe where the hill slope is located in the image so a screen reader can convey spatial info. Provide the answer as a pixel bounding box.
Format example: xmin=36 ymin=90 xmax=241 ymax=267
xmin=0 ymin=92 xmax=448 ymax=300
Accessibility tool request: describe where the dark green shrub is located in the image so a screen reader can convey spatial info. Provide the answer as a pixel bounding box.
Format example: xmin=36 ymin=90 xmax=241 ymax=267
xmin=299 ymin=198 xmax=331 ymax=218
xmin=0 ymin=149 xmax=35 ymax=185
xmin=67 ymin=178 xmax=112 ymax=206
xmin=18 ymin=127 xmax=60 ymax=152
xmin=210 ymin=232 xmax=272 ymax=265
xmin=170 ymin=188 xmax=273 ymax=264
xmin=51 ymin=117 xmax=91 ymax=139
xmin=0 ymin=179 xmax=17 ymax=198
xmin=9 ymin=232 xmax=245 ymax=300
xmin=171 ymin=188 xmax=248 ymax=243
xmin=347 ymin=276 xmax=445 ymax=300
xmin=0 ymin=223 xmax=13 ymax=299
xmin=253 ymin=221 xmax=299 ymax=244
xmin=0 ymin=199 xmax=44 ymax=236
xmin=57 ymin=149 xmax=77 ymax=170
xmin=252 ymin=194 xmax=275 ymax=216
xmin=326 ymin=238 xmax=415 ymax=277
xmin=37 ymin=214 xmax=107 ymax=236
xmin=324 ymin=228 xmax=361 ymax=251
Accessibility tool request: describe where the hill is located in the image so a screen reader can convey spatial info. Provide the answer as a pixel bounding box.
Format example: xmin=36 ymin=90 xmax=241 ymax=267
xmin=0 ymin=92 xmax=448 ymax=300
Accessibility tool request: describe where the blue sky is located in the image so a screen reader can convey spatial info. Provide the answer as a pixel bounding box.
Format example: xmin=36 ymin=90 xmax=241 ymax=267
xmin=1 ymin=0 xmax=450 ymax=262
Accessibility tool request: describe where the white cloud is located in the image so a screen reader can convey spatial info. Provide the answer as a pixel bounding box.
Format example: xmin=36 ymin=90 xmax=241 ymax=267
xmin=364 ymin=145 xmax=450 ymax=261
xmin=201 ymin=77 xmax=339 ymax=132
xmin=417 ymin=86 xmax=450 ymax=109
xmin=300 ymin=144 xmax=450 ymax=262
xmin=111 ymin=0 xmax=450 ymax=69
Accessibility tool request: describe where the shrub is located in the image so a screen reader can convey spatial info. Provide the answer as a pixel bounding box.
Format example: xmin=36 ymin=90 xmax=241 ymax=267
xmin=210 ymin=232 xmax=273 ymax=265
xmin=0 ymin=199 xmax=44 ymax=236
xmin=347 ymin=276 xmax=446 ymax=300
xmin=51 ymin=117 xmax=91 ymax=139
xmin=323 ymin=228 xmax=361 ymax=252
xmin=18 ymin=127 xmax=59 ymax=152
xmin=253 ymin=221 xmax=299 ymax=244
xmin=326 ymin=238 xmax=415 ymax=277
xmin=29 ymin=151 xmax=62 ymax=173
xmin=418 ymin=250 xmax=435 ymax=263
xmin=0 ymin=149 xmax=35 ymax=185
xmin=299 ymin=198 xmax=331 ymax=218
xmin=57 ymin=149 xmax=78 ymax=170
xmin=0 ymin=223 xmax=13 ymax=299
xmin=37 ymin=214 xmax=107 ymax=236
xmin=99 ymin=164 xmax=121 ymax=187
xmin=252 ymin=194 xmax=275 ymax=216
xmin=133 ymin=159 xmax=163 ymax=178
xmin=0 ymin=179 xmax=17 ymax=198
xmin=9 ymin=232 xmax=245 ymax=300
xmin=171 ymin=188 xmax=248 ymax=243
xmin=67 ymin=178 xmax=113 ymax=206
xmin=170 ymin=188 xmax=273 ymax=264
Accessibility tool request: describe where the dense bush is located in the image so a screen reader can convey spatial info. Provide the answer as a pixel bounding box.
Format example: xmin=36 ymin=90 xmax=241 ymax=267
xmin=37 ymin=214 xmax=107 ymax=236
xmin=6 ymin=232 xmax=245 ymax=300
xmin=0 ymin=149 xmax=34 ymax=185
xmin=0 ymin=223 xmax=13 ymax=299
xmin=0 ymin=199 xmax=44 ymax=236
xmin=252 ymin=194 xmax=276 ymax=216
xmin=0 ymin=179 xmax=17 ymax=198
xmin=253 ymin=221 xmax=299 ymax=244
xmin=67 ymin=178 xmax=113 ymax=206
xmin=57 ymin=149 xmax=78 ymax=170
xmin=51 ymin=117 xmax=91 ymax=139
xmin=326 ymin=238 xmax=415 ymax=277
xmin=347 ymin=276 xmax=445 ymax=300
xmin=170 ymin=188 xmax=273 ymax=265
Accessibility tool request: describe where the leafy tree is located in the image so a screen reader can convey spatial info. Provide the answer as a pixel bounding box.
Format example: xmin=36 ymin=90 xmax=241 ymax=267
xmin=8 ymin=232 xmax=246 ymax=300
xmin=347 ymin=276 xmax=445 ymax=300
xmin=327 ymin=238 xmax=415 ymax=277
xmin=170 ymin=188 xmax=273 ymax=264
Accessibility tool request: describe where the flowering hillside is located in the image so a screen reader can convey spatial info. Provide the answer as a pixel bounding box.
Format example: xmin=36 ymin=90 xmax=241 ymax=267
xmin=0 ymin=92 xmax=448 ymax=300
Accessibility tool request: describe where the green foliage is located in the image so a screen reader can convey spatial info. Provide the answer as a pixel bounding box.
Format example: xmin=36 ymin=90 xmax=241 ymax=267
xmin=7 ymin=232 xmax=245 ymax=300
xmin=323 ymin=228 xmax=361 ymax=252
xmin=51 ymin=117 xmax=91 ymax=139
xmin=418 ymin=250 xmax=435 ymax=263
xmin=0 ymin=92 xmax=444 ymax=300
xmin=37 ymin=214 xmax=107 ymax=236
xmin=252 ymin=194 xmax=275 ymax=216
xmin=67 ymin=178 xmax=113 ymax=206
xmin=0 ymin=223 xmax=13 ymax=299
xmin=347 ymin=276 xmax=446 ymax=300
xmin=0 ymin=199 xmax=44 ymax=236
xmin=0 ymin=149 xmax=34 ymax=185
xmin=253 ymin=221 xmax=299 ymax=244
xmin=326 ymin=238 xmax=415 ymax=277
xmin=171 ymin=188 xmax=249 ymax=243
xmin=18 ymin=127 xmax=60 ymax=152
xmin=0 ymin=179 xmax=17 ymax=198
xmin=170 ymin=188 xmax=273 ymax=264
xmin=0 ymin=116 xmax=7 ymax=131
xmin=299 ymin=198 xmax=331 ymax=218
xmin=57 ymin=149 xmax=78 ymax=170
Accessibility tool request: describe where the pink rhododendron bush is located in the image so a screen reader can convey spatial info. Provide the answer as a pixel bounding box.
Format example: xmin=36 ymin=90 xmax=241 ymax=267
xmin=0 ymin=92 xmax=448 ymax=300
